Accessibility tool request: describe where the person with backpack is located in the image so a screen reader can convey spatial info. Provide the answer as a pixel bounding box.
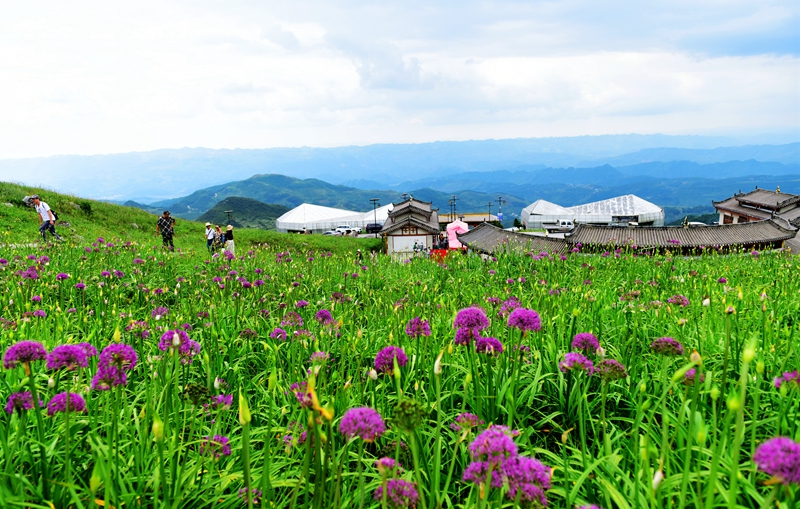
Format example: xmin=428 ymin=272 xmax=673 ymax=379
xmin=156 ymin=210 xmax=176 ymax=250
xmin=204 ymin=222 xmax=215 ymax=253
xmin=31 ymin=195 xmax=62 ymax=242
xmin=224 ymin=225 xmax=235 ymax=255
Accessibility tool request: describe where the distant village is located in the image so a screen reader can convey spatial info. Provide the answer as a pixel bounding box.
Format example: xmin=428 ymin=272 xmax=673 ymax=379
xmin=274 ymin=186 xmax=800 ymax=255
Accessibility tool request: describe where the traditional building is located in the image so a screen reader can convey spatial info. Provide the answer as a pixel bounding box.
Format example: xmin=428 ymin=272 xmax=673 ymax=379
xmin=713 ymin=187 xmax=800 ymax=229
xmin=456 ymin=223 xmax=570 ymax=255
xmin=438 ymin=213 xmax=498 ymax=230
xmin=380 ymin=197 xmax=441 ymax=253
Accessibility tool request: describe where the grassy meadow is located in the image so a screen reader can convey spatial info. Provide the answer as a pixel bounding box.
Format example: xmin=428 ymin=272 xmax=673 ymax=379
xmin=0 ymin=181 xmax=798 ymax=508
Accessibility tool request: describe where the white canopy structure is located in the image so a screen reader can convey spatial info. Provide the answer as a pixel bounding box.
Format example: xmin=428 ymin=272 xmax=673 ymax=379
xmin=522 ymin=194 xmax=664 ymax=228
xmin=276 ymin=203 xmax=393 ymax=233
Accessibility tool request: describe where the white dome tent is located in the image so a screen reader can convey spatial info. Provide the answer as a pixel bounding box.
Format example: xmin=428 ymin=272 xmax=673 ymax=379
xmin=276 ymin=203 xmax=394 ymax=233
xmin=521 ymin=194 xmax=664 ymax=228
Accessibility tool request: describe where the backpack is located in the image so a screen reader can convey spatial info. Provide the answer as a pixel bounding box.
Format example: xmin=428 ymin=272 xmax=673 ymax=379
xmin=52 ymin=210 xmax=59 ymax=221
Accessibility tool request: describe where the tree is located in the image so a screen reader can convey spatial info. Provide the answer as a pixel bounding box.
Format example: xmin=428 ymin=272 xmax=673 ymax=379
xmin=513 ymin=217 xmax=522 ymax=228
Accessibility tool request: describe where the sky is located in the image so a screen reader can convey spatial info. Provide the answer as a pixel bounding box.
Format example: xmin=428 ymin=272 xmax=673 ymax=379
xmin=1 ymin=0 xmax=798 ymax=159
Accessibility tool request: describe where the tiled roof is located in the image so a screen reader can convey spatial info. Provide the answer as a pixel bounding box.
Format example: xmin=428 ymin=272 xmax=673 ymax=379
xmin=381 ymin=216 xmax=441 ymax=235
xmin=390 ymin=198 xmax=433 ymax=216
xmin=713 ymin=197 xmax=773 ymax=220
xmin=565 ymin=219 xmax=795 ymax=248
xmin=714 ymin=188 xmax=800 ymax=210
xmin=457 ymin=223 xmax=570 ymax=255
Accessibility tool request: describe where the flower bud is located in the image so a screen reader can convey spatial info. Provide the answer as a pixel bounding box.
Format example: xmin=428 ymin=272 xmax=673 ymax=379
xmin=48 ymin=377 xmax=55 ymax=388
xmin=238 ymin=389 xmax=251 ymax=426
xmin=743 ymin=346 xmax=755 ymax=363
xmin=690 ymin=350 xmax=702 ymax=365
xmin=652 ymin=470 xmax=664 ymax=490
xmin=152 ymin=416 xmax=164 ymax=441
xmin=710 ymin=387 xmax=720 ymax=401
xmin=727 ymin=394 xmax=740 ymax=412
xmin=756 ymin=361 xmax=764 ymax=374
xmin=702 ymin=298 xmax=710 ymax=307
xmin=368 ymin=368 xmax=378 ymax=381
xmin=90 ymin=462 xmax=103 ymax=494
xmin=268 ymin=372 xmax=277 ymax=391
xmin=434 ymin=350 xmax=444 ymax=376
xmin=561 ymin=428 xmax=573 ymax=444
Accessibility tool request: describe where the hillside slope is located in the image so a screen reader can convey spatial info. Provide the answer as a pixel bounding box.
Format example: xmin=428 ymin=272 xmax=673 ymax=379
xmin=196 ymin=197 xmax=289 ymax=230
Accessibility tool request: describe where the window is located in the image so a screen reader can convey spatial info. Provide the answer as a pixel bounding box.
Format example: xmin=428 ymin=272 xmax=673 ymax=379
xmin=723 ymin=215 xmax=733 ymax=224
xmin=401 ymin=226 xmax=418 ymax=235
xmin=738 ymin=216 xmax=749 ymax=223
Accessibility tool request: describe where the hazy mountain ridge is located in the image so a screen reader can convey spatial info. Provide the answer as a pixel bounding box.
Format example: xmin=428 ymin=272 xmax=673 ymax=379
xmin=196 ymin=197 xmax=289 ymax=230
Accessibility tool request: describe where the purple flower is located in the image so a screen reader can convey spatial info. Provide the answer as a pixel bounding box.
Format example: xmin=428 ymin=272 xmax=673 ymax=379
xmin=682 ymin=368 xmax=705 ymax=386
xmin=74 ymin=282 xmax=86 ymax=290
xmin=717 ymin=277 xmax=727 ymax=283
xmin=310 ymin=351 xmax=330 ymax=365
xmin=450 ymin=412 xmax=485 ymax=432
xmin=373 ymin=478 xmax=419 ymax=509
xmin=296 ymin=300 xmax=309 ymax=308
xmin=504 ymin=455 xmax=551 ymax=507
xmin=91 ymin=365 xmax=128 ymax=390
xmin=158 ymin=329 xmax=189 ymax=351
xmin=281 ymin=312 xmax=304 ymax=328
xmin=239 ymin=488 xmax=263 ymax=506
xmin=289 ymin=381 xmax=312 ymax=408
xmin=650 ymin=337 xmax=684 ymax=356
xmin=507 ymin=308 xmax=542 ymax=332
xmin=667 ymin=295 xmax=690 ymax=308
xmin=31 ymin=295 xmax=42 ymax=302
xmin=340 ymin=407 xmax=386 ymax=442
xmin=152 ymin=306 xmax=169 ymax=319
xmin=559 ymin=352 xmax=594 ymax=374
xmin=454 ymin=327 xmax=478 ymax=346
xmin=374 ymin=346 xmax=408 ymax=374
xmin=314 ymin=309 xmax=335 ymax=325
xmin=375 ymin=457 xmax=401 ymax=475
xmin=453 ymin=307 xmax=489 ymax=332
xmin=468 ymin=425 xmax=518 ymax=465
xmin=200 ymin=435 xmax=232 ymax=458
xmin=101 ymin=271 xmax=111 ymax=277
xmin=46 ymin=344 xmax=89 ymax=371
xmin=98 ymin=343 xmax=138 ymax=371
xmin=405 ymin=317 xmax=431 ymax=338
xmin=77 ymin=342 xmax=98 ymax=358
xmin=4 ymin=391 xmax=42 ymax=414
xmin=753 ymin=437 xmax=800 ymax=484
xmin=475 ymin=336 xmax=503 ymax=356
xmin=774 ymin=370 xmax=800 ymax=390
xmin=32 ymin=310 xmax=46 ymax=318
xmin=269 ymin=328 xmax=288 ymax=341
xmin=498 ymin=297 xmax=521 ymax=317
xmin=47 ymin=392 xmax=87 ymax=416
xmin=207 ymin=394 xmax=233 ymax=412
xmin=3 ymin=341 xmax=48 ymax=369
xmin=595 ymin=359 xmax=628 ymax=381
xmin=571 ymin=333 xmax=600 ymax=352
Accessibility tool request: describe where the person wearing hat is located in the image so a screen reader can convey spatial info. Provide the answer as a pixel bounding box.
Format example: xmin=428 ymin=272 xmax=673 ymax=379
xmin=204 ymin=222 xmax=215 ymax=253
xmin=31 ymin=195 xmax=62 ymax=242
xmin=224 ymin=225 xmax=235 ymax=255
xmin=156 ymin=210 xmax=176 ymax=250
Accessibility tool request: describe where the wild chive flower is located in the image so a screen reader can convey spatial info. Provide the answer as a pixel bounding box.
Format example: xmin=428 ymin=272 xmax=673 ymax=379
xmin=31 ymin=295 xmax=42 ymax=302
xmin=3 ymin=341 xmax=48 ymax=369
xmin=46 ymin=344 xmax=89 ymax=371
xmin=269 ymin=327 xmax=288 ymax=341
xmin=507 ymin=308 xmax=542 ymax=332
xmin=296 ymin=300 xmax=309 ymax=308
xmin=468 ymin=425 xmax=518 ymax=465
xmin=475 ymin=336 xmax=503 ymax=356
xmin=4 ymin=391 xmax=42 ymax=414
xmin=453 ymin=307 xmax=489 ymax=332
xmin=151 ymin=307 xmax=169 ymax=319
xmin=405 ymin=317 xmax=431 ymax=338
xmin=47 ymin=392 xmax=87 ymax=416
xmin=667 ymin=295 xmax=690 ymax=307
xmin=77 ymin=342 xmax=98 ymax=358
xmin=314 ymin=309 xmax=335 ymax=325
xmin=498 ymin=297 xmax=521 ymax=317
xmin=595 ymin=359 xmax=628 ymax=381
xmin=375 ymin=457 xmax=401 ymax=475
xmin=753 ymin=437 xmax=800 ymax=484
xmin=717 ymin=277 xmax=727 ymax=283
xmin=32 ymin=310 xmax=46 ymax=318
xmin=91 ymin=365 xmax=128 ymax=390
xmin=200 ymin=435 xmax=232 ymax=458
xmin=650 ymin=337 xmax=685 ymax=356
xmin=281 ymin=312 xmax=304 ymax=328
xmin=374 ymin=346 xmax=408 ymax=374
xmin=571 ymin=333 xmax=600 ymax=352
xmin=289 ymin=381 xmax=312 ymax=408
xmin=207 ymin=394 xmax=233 ymax=412
xmin=98 ymin=343 xmax=138 ymax=371
xmin=559 ymin=352 xmax=594 ymax=374
xmin=238 ymin=488 xmax=263 ymax=506
xmin=74 ymin=282 xmax=86 ymax=290
xmin=774 ymin=371 xmax=800 ymax=390
xmin=310 ymin=351 xmax=330 ymax=365
xmin=339 ymin=407 xmax=386 ymax=442
xmin=504 ymin=455 xmax=551 ymax=507
xmin=682 ymin=368 xmax=705 ymax=386
xmin=373 ymin=479 xmax=419 ymax=509
xmin=454 ymin=327 xmax=479 ymax=346
xmin=450 ymin=412 xmax=485 ymax=432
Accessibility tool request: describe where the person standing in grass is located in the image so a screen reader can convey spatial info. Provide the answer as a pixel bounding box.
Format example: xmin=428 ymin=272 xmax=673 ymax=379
xmin=225 ymin=225 xmax=235 ymax=255
xmin=156 ymin=210 xmax=176 ymax=250
xmin=31 ymin=194 xmax=62 ymax=242
xmin=204 ymin=222 xmax=215 ymax=253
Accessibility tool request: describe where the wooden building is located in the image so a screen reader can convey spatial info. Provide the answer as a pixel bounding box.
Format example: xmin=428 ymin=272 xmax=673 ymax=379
xmin=713 ymin=187 xmax=800 ymax=228
xmin=380 ymin=197 xmax=441 ymax=254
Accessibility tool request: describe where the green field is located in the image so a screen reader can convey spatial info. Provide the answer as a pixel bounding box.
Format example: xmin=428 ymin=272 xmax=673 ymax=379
xmin=0 ymin=181 xmax=798 ymax=508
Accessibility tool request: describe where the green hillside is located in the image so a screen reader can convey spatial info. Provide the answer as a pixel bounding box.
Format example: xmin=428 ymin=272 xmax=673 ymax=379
xmin=197 ymin=196 xmax=289 ymax=230
xmin=0 ymin=181 xmax=380 ymax=253
xmin=154 ymin=173 xmax=529 ymax=221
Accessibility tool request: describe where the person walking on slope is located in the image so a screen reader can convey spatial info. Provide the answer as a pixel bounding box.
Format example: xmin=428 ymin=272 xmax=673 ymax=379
xmin=31 ymin=195 xmax=62 ymax=242
xmin=156 ymin=210 xmax=176 ymax=250
xmin=224 ymin=225 xmax=235 ymax=255
xmin=204 ymin=222 xmax=215 ymax=253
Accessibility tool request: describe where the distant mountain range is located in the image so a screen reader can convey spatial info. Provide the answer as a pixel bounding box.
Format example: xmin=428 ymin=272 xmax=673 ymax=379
xmin=0 ymin=135 xmax=797 ymax=201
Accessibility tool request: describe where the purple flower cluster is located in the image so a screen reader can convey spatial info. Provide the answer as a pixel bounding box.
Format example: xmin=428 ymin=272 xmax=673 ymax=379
xmin=650 ymin=337 xmax=685 ymax=357
xmin=450 ymin=412 xmax=485 ymax=432
xmin=373 ymin=478 xmax=419 ymax=509
xmin=374 ymin=346 xmax=408 ymax=374
xmin=339 ymin=407 xmax=386 ymax=442
xmin=91 ymin=343 xmax=138 ymax=390
xmin=280 ymin=312 xmax=304 ymax=328
xmin=151 ymin=306 xmax=169 ymax=319
xmin=453 ymin=307 xmax=489 ymax=332
xmin=47 ymin=392 xmax=87 ymax=416
xmin=774 ymin=370 xmax=800 ymax=390
xmin=682 ymin=368 xmax=705 ymax=386
xmin=571 ymin=333 xmax=600 ymax=352
xmin=4 ymin=391 xmax=42 ymax=414
xmin=507 ymin=308 xmax=542 ymax=332
xmin=46 ymin=344 xmax=89 ymax=371
xmin=667 ymin=295 xmax=690 ymax=307
xmin=753 ymin=437 xmax=800 ymax=484
xmin=475 ymin=336 xmax=503 ymax=356
xmin=269 ymin=327 xmax=288 ymax=341
xmin=200 ymin=435 xmax=232 ymax=458
xmin=559 ymin=352 xmax=595 ymax=374
xmin=309 ymin=351 xmax=330 ymax=365
xmin=289 ymin=381 xmax=312 ymax=408
xmin=3 ymin=341 xmax=48 ymax=369
xmin=405 ymin=317 xmax=431 ymax=338
xmin=595 ymin=359 xmax=628 ymax=381
xmin=314 ymin=309 xmax=334 ymax=324
xmin=158 ymin=330 xmax=201 ymax=364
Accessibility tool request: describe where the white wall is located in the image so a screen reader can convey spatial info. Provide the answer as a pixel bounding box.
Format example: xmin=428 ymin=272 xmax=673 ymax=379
xmin=389 ymin=235 xmax=429 ymax=253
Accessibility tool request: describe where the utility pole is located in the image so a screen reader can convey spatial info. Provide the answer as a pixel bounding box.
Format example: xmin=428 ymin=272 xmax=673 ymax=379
xmin=224 ymin=210 xmax=234 ymax=224
xmin=370 ymin=198 xmax=380 ymax=231
xmin=496 ymin=196 xmax=506 ymax=222
xmin=451 ymin=195 xmax=457 ymax=222
xmin=487 ymin=201 xmax=492 ymax=221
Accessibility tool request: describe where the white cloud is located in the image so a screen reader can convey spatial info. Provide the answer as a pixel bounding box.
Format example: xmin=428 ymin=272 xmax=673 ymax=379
xmin=0 ymin=0 xmax=796 ymax=158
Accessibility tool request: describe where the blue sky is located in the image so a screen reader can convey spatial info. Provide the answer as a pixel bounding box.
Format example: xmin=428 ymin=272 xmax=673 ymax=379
xmin=0 ymin=0 xmax=797 ymax=158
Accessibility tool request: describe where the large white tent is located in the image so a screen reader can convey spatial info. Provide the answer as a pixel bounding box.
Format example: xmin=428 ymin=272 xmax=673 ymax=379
xmin=276 ymin=203 xmax=394 ymax=233
xmin=521 ymin=194 xmax=664 ymax=228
